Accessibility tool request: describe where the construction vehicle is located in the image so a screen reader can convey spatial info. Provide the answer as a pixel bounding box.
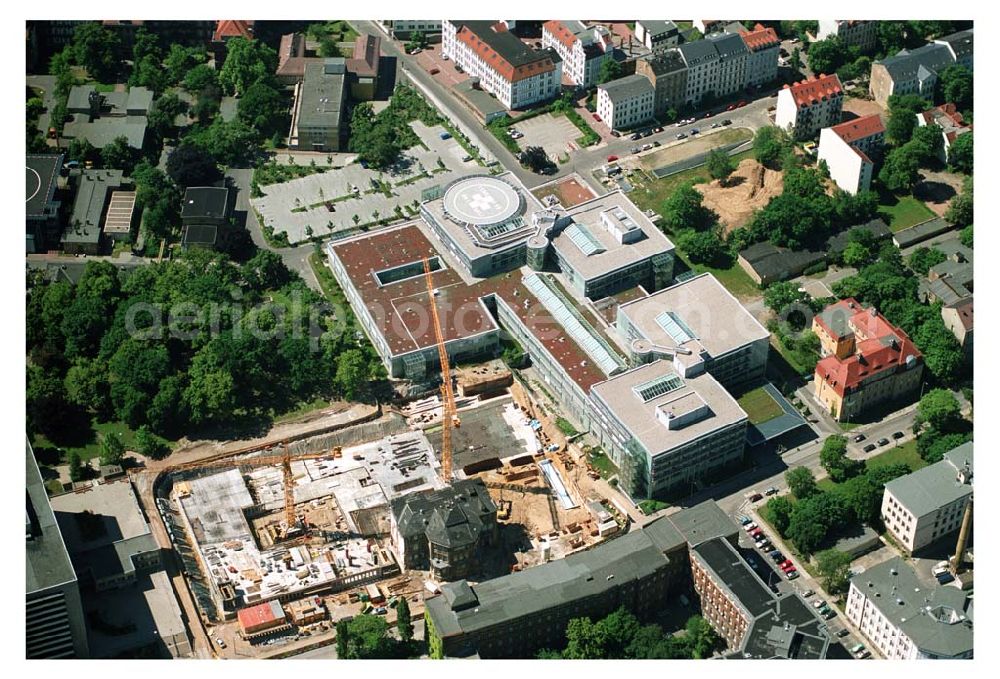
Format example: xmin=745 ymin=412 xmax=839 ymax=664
xmin=423 ymin=256 xmax=459 ymax=483
xmin=168 ymin=443 xmax=342 ymax=541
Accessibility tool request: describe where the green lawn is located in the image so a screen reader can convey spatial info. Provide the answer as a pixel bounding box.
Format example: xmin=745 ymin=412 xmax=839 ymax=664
xmin=737 ymin=386 xmax=785 ymax=425
xmin=34 ymin=420 xmax=144 ymax=465
xmin=878 ymin=195 xmax=936 ymax=232
xmin=588 ymin=449 xmax=619 ymax=480
xmin=689 ymin=256 xmax=760 ymax=301
xmin=866 ymin=440 xmax=926 ymax=472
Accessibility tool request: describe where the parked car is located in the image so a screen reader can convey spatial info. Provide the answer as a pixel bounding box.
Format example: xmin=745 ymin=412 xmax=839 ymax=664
xmin=737 ymin=515 xmax=751 ymax=525
xmin=786 ymin=571 xmax=799 ymax=580
xmin=743 ymin=522 xmax=758 ymax=531
xmin=607 ymin=155 xmax=619 ymax=162
xmin=642 ymin=143 xmax=653 ymax=151
xmin=429 ymin=66 xmax=440 ymax=75
xmin=653 ymin=140 xmax=661 ymax=147
xmin=676 ymin=132 xmax=687 ymax=140
xmin=690 ymin=128 xmax=700 ymax=135
xmin=857 ymin=649 xmax=871 ymax=659
xmin=878 ymin=438 xmax=890 ymax=447
xmin=853 ymin=434 xmax=866 ymax=443
xmin=781 ymin=563 xmax=797 ymax=573
xmin=726 ymin=103 xmax=736 ymax=111
xmin=863 ymin=443 xmax=877 ymax=453
xmin=822 ymin=608 xmax=836 ymax=619
xmin=749 ymin=528 xmax=762 ymax=538
xmin=892 ymin=431 xmax=905 ymax=440
xmin=849 ymin=643 xmax=864 ymax=655
xmin=765 ymin=487 xmax=779 ymax=496
xmin=630 ymin=146 xmax=641 ymax=154
xmin=216 ymin=638 xmax=227 ymax=649
xmin=757 ymin=541 xmax=772 ymax=552
xmin=611 ymin=130 xmax=621 ymax=137
xmin=749 ymin=492 xmax=763 ymax=502
xmin=801 ymin=589 xmax=814 ymax=598
xmin=812 ymin=599 xmax=826 ymax=609
xmin=836 ymin=628 xmax=850 ymax=638
xmin=593 ymin=113 xmax=602 ymax=122
xmin=721 ymin=119 xmax=732 ymax=126
xmin=769 ymin=551 xmax=784 ymax=562
xmin=736 ymin=100 xmax=747 ymax=107
xmin=711 ymin=122 xmax=720 ymax=128
xmin=630 ymin=132 xmax=642 ymax=140
xmin=653 ymin=127 xmax=663 ymax=133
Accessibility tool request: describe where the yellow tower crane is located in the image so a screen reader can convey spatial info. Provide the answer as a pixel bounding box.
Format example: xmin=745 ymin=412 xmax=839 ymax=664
xmin=423 ymin=256 xmax=459 ymax=483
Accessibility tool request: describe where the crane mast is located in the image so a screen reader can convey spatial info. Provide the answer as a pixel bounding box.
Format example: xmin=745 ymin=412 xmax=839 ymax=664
xmin=423 ymin=256 xmax=456 ymax=483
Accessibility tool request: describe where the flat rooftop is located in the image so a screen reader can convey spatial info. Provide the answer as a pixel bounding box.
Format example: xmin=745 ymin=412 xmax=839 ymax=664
xmin=297 ymin=60 xmax=346 ymax=129
xmin=50 ymin=480 xmax=151 ymax=552
xmin=590 ymin=360 xmax=747 ymax=456
xmin=83 ymin=571 xmax=188 ymax=658
xmin=102 ymin=191 xmax=137 ymax=233
xmin=26 ymin=155 xmax=62 ymax=218
xmin=26 ymin=440 xmax=78 ymax=595
xmin=617 ymin=272 xmax=769 ymax=359
xmin=550 ymin=191 xmax=674 ymax=284
xmin=422 ymin=173 xmax=544 ymax=259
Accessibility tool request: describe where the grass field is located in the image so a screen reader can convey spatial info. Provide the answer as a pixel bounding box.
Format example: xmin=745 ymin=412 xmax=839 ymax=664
xmin=865 ymin=440 xmax=926 ymax=472
xmin=878 ymin=194 xmax=936 ymax=232
xmin=738 ymin=386 xmax=785 ymax=425
xmin=589 ymin=449 xmax=619 ymax=480
xmin=34 ymin=420 xmax=142 ymax=465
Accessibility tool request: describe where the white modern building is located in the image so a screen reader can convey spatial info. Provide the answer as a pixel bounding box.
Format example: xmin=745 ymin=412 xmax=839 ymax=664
xmin=597 ymin=74 xmax=655 ymax=131
xmin=817 ymin=114 xmax=885 ymax=194
xmin=881 ymin=442 xmax=973 ymax=553
xmin=846 ymin=557 xmax=973 ymax=659
xmin=817 ymin=20 xmax=877 ymax=52
xmin=635 ymin=20 xmax=681 ymax=53
xmin=775 ymin=73 xmax=844 ymax=139
xmin=541 ymin=20 xmax=612 ymax=88
xmin=443 ymin=20 xmax=562 ymax=110
xmin=376 ymin=20 xmax=442 ymax=38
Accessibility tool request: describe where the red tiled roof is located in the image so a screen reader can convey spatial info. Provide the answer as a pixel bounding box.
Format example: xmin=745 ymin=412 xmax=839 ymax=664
xmin=237 ymin=601 xmax=282 ymax=634
xmin=347 ymin=34 xmax=381 ymax=78
xmin=814 ymin=300 xmax=922 ymax=397
xmin=456 ymin=24 xmax=556 ymax=83
xmin=786 ymin=73 xmax=843 ymax=108
xmin=830 ymin=114 xmax=884 ymax=144
xmin=740 ymin=24 xmax=780 ymax=51
xmin=214 ymin=20 xmax=253 ymax=42
xmin=544 ymin=20 xmax=578 ymax=50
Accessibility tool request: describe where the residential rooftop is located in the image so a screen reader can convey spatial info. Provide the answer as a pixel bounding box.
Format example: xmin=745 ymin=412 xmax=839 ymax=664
xmin=784 ymin=74 xmax=843 ymax=107
xmin=740 ymin=23 xmax=780 ymax=51
xmin=829 ymin=114 xmax=885 ymax=144
xmin=599 ymin=74 xmax=655 ymax=102
xmin=885 ymin=442 xmax=973 ymax=517
xmin=454 ymin=20 xmax=559 ymax=82
xmin=617 ymin=272 xmax=769 ymax=360
xmin=589 ymin=360 xmax=747 ymax=456
xmin=878 ymin=42 xmax=954 ymax=82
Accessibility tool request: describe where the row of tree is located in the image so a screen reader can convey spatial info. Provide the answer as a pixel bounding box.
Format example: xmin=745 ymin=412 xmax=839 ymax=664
xmin=537 ymin=608 xmax=721 ymax=660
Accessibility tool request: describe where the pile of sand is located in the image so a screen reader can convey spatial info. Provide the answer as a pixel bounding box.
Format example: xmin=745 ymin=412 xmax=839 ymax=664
xmin=695 ymin=158 xmax=784 ymax=233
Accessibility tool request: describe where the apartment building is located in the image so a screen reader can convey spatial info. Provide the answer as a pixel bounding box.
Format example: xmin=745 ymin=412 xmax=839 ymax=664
xmin=881 ymin=442 xmax=973 ymax=553
xmin=917 ymin=103 xmax=971 ymax=163
xmin=775 ymin=74 xmax=844 ymax=140
xmin=691 ymin=537 xmax=836 ymax=658
xmin=740 ymin=24 xmax=780 ymax=87
xmin=635 ymin=52 xmax=688 ymax=118
xmin=26 ymin=440 xmax=90 ymax=659
xmin=426 ymin=502 xmax=738 ymax=658
xmin=710 ymin=32 xmax=749 ymax=98
xmin=377 ymin=20 xmax=442 ymax=39
xmin=588 ymin=360 xmax=748 ymax=501
xmin=812 ymin=298 xmax=924 ymax=422
xmin=817 ymin=20 xmax=877 ymax=52
xmin=288 ymin=59 xmax=346 ymax=151
xmin=678 ymin=40 xmax=720 ymax=105
xmin=941 ymin=298 xmax=973 ymax=361
xmin=389 ymin=479 xmax=498 ymax=581
xmin=846 ymin=557 xmax=973 ymax=659
xmin=817 ymin=114 xmax=885 ymax=194
xmin=443 ymin=20 xmax=562 ymax=110
xmin=870 ymin=30 xmax=972 ymax=108
xmin=541 ymin=20 xmax=612 ymax=88
xmin=597 ymin=74 xmax=656 ymax=131
xmin=635 ymin=20 xmax=681 ymax=53
xmin=616 ymin=272 xmax=770 ymax=391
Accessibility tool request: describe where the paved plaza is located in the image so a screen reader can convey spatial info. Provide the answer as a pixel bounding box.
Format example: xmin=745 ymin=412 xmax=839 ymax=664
xmin=252 ymin=121 xmax=481 ymax=243
xmin=515 ymin=113 xmax=582 ymax=161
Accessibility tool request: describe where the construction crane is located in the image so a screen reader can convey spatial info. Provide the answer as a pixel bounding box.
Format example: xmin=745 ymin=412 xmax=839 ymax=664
xmin=170 ymin=444 xmax=342 ymax=538
xmin=423 ymin=256 xmax=458 ymax=483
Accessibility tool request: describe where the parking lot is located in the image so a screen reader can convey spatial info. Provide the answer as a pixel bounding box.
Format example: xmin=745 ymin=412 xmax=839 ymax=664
xmin=252 ymin=121 xmax=481 ymax=243
xmin=514 ymin=113 xmax=582 ymax=161
xmin=413 ymin=44 xmax=471 ymax=89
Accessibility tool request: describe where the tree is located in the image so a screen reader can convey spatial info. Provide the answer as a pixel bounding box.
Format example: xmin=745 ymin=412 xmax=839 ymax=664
xmin=166 ymin=143 xmax=221 ymax=187
xmin=879 ymin=147 xmax=921 ymax=192
xmin=766 ymin=496 xmax=794 ymax=536
xmin=147 ymin=92 xmax=188 ymax=140
xmin=520 ymin=146 xmax=554 ymax=174
xmin=68 ymin=452 xmax=87 ymax=482
xmin=907 ymin=247 xmax=947 ymax=275
xmin=947 ymin=132 xmax=973 ymax=174
xmin=789 ymin=47 xmax=801 ymax=69
xmin=335 ymin=349 xmax=370 ymax=400
xmin=685 ymin=615 xmax=720 ymax=659
xmin=753 ymin=126 xmax=789 ymax=168
xmin=72 ymin=22 xmax=122 ymax=81
xmin=785 ymin=466 xmax=818 ymax=500
xmin=945 ymin=176 xmax=973 ymax=227
xmin=662 ymin=183 xmax=716 ymax=232
xmin=597 ymin=58 xmax=622 ymax=84
xmin=242 ymin=250 xmax=292 ymax=290
xmin=184 ymin=64 xmax=219 ymax=93
xmin=100 ymin=135 xmax=137 ymax=174
xmin=841 ymin=241 xmax=872 ymax=267
xmin=219 ymin=37 xmax=278 ymax=96
xmin=959 ymin=225 xmax=972 ymax=249
xmin=885 ymin=94 xmax=928 ymax=145
xmin=938 ymin=64 xmax=973 ymax=111
xmin=820 ymin=436 xmax=862 ymax=483
xmin=763 ymin=281 xmax=809 ymax=315
xmin=678 ymin=230 xmax=731 ymax=266
xmin=786 ymin=492 xmax=848 ymax=554
xmin=100 ymin=433 xmax=126 ymax=466
xmin=64 ymin=358 xmax=110 ymax=416
xmin=807 ymin=37 xmax=849 ymax=74
xmin=563 ymin=617 xmax=607 ymax=659
xmin=908 ymin=125 xmax=945 ymax=166
xmin=815 ymin=549 xmax=853 ymax=596
xmin=706 ymin=149 xmax=736 ymax=185
xmin=237 ymin=81 xmax=287 ymax=136
xmin=129 ymin=29 xmax=166 ymax=92
xmin=135 ymin=425 xmax=170 ymax=460
xmin=916 ymin=389 xmax=962 ymax=431
xmin=337 ymin=614 xmax=399 ymax=659
xmin=395 ymin=597 xmax=413 ymax=643
xmin=165 ymin=44 xmax=207 ymax=86
xmin=67 ymin=137 xmax=96 ymax=163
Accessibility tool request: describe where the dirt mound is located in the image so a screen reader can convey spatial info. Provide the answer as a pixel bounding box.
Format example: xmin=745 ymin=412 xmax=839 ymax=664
xmin=695 ymin=158 xmax=783 ymax=233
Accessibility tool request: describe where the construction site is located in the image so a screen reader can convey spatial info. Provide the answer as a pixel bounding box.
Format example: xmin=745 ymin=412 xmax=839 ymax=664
xmin=145 ymin=262 xmax=629 ymax=657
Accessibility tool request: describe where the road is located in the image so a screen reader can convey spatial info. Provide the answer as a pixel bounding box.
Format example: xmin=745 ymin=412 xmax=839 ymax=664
xmin=355 ymin=20 xmax=776 ymax=190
